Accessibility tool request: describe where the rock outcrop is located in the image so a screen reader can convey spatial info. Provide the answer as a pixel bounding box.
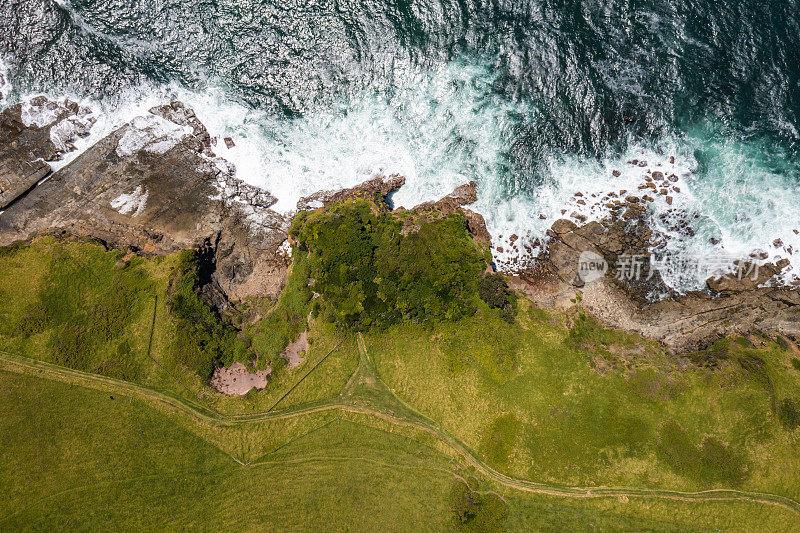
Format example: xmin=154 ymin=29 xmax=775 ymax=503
xmin=0 ymin=97 xmax=94 ymax=209
xmin=407 ymin=180 xmax=491 ymax=245
xmin=514 ymin=200 xmax=800 ymax=351
xmin=0 ymin=100 xmax=289 ymax=302
xmin=412 ymin=181 xmax=479 ymax=213
xmin=4 ymin=96 xmax=800 ymax=352
xmin=296 ymin=174 xmax=406 ymax=211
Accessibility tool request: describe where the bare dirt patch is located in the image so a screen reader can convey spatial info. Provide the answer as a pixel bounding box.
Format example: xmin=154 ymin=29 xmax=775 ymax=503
xmin=281 ymin=330 xmax=309 ymax=369
xmin=210 ymin=362 xmax=271 ymax=396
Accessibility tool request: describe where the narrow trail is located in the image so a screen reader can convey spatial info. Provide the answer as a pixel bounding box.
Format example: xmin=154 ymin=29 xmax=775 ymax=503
xmin=2 ymin=345 xmax=799 ymax=517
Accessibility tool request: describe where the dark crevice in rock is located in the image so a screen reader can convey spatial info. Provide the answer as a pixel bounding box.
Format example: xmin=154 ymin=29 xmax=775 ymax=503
xmin=0 ymin=169 xmax=52 ymax=212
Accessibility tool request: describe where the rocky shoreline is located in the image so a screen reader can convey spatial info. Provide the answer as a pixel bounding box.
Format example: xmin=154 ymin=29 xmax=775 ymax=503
xmin=2 ymin=97 xmax=799 ymax=352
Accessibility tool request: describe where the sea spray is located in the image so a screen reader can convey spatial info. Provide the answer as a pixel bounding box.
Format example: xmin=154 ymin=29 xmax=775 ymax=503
xmin=0 ymin=56 xmax=11 ymax=106
xmin=4 ymin=58 xmax=800 ymax=292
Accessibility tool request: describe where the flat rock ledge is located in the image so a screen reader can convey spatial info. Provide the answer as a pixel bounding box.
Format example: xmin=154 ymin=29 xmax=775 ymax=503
xmin=0 ymin=98 xmax=289 ymax=303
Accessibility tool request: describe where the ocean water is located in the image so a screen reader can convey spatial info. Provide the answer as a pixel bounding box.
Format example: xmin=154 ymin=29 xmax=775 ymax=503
xmin=1 ymin=0 xmax=799 ymax=289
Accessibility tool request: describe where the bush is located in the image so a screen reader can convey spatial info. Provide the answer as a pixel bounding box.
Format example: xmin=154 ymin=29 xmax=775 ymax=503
xmin=791 ymin=357 xmax=800 ymax=371
xmin=687 ymin=339 xmax=732 ymax=368
xmin=778 ymin=398 xmax=800 ymax=429
xmin=478 ymin=273 xmax=516 ymax=322
xmin=291 ymin=199 xmax=485 ymax=330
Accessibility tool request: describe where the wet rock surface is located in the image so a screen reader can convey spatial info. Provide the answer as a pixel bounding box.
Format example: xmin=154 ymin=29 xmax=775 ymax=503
xmin=0 ymin=97 xmax=94 ymax=209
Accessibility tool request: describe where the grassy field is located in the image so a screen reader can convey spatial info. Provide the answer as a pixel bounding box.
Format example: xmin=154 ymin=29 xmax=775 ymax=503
xmin=366 ymin=299 xmax=800 ymax=501
xmin=0 ymin=237 xmax=358 ymax=415
xmin=2 ymin=236 xmax=800 ymax=530
xmin=3 ymin=369 xmax=800 ymax=531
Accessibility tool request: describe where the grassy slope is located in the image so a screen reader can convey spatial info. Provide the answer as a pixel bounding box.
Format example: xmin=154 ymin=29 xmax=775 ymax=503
xmin=1 ymin=237 xmax=800 ymax=529
xmin=2 ymin=370 xmax=798 ymax=532
xmin=367 ymin=300 xmax=800 ymax=501
xmin=0 ymin=237 xmax=357 ymax=415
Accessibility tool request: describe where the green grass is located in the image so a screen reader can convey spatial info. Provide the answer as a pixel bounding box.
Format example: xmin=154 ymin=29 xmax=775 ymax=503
xmin=2 ymin=235 xmax=800 ymax=529
xmin=0 ymin=237 xmax=356 ymax=416
xmin=3 ymin=369 xmax=799 ymax=531
xmin=367 ymin=299 xmax=800 ymax=500
xmin=0 ymin=237 xmax=160 ymax=381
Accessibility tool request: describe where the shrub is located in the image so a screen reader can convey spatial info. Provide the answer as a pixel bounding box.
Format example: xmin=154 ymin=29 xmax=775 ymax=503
xmin=167 ymin=250 xmax=248 ymax=379
xmin=478 ymin=273 xmax=516 ymax=322
xmin=791 ymin=357 xmax=800 ymax=371
xmin=687 ymin=339 xmax=732 ymax=368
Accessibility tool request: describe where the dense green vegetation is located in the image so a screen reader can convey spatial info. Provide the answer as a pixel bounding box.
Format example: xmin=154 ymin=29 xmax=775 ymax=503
xmin=167 ymin=250 xmax=247 ymax=379
xmin=477 ymin=272 xmax=517 ymax=323
xmin=290 ymin=198 xmax=487 ymax=329
xmin=247 ymin=251 xmax=314 ymax=372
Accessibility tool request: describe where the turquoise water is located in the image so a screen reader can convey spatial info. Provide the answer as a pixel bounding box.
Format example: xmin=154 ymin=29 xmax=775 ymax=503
xmin=1 ymin=0 xmax=799 ymax=288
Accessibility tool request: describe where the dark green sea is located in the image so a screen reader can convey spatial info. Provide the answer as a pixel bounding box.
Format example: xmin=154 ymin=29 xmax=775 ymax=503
xmin=1 ymin=0 xmax=799 ymax=288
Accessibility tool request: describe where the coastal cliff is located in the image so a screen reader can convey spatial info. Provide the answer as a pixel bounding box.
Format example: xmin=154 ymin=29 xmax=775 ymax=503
xmin=2 ymin=97 xmax=799 ymax=353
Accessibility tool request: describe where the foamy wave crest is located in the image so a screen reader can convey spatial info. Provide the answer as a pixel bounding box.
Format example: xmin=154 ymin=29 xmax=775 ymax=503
xmin=0 ymin=56 xmax=12 ymax=106
xmin=169 ymin=60 xmax=531 ymax=213
xmin=486 ymin=128 xmax=800 ymax=291
xmin=5 ymin=55 xmax=800 ymax=293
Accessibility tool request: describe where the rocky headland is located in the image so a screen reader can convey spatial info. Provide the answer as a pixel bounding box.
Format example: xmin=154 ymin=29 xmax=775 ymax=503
xmin=2 ymin=97 xmax=799 ymax=353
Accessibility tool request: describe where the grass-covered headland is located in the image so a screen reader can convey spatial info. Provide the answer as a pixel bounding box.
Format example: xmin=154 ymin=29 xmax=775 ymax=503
xmin=1 ymin=196 xmax=800 ymax=531
xmin=290 ymin=197 xmax=489 ymax=329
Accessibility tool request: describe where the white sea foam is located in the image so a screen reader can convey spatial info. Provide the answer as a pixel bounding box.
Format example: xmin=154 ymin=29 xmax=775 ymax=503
xmin=115 ymin=114 xmax=193 ymax=157
xmin=5 ymin=57 xmax=800 ymax=292
xmin=168 ymin=61 xmax=528 ymax=213
xmin=0 ymin=57 xmax=12 ymax=106
xmin=20 ymin=100 xmax=66 ymax=129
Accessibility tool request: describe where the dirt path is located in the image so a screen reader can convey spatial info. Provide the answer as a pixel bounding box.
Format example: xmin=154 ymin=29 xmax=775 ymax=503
xmin=2 ymin=346 xmax=799 ymax=517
